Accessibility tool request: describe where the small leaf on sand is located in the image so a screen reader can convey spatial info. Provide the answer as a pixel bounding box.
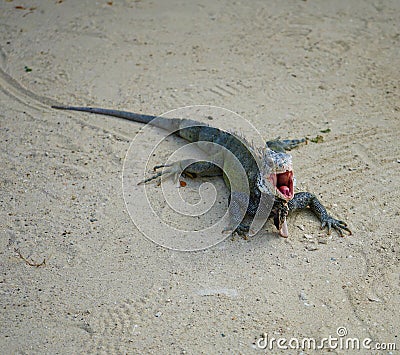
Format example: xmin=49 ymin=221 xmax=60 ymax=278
xmin=310 ymin=135 xmax=324 ymax=143
xmin=320 ymin=128 xmax=331 ymax=133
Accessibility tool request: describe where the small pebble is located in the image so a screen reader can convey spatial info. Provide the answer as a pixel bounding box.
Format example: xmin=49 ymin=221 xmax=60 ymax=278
xmin=306 ymin=245 xmax=318 ymax=251
xmin=299 ymin=290 xmax=307 ymax=301
xmin=367 ymin=296 xmax=381 ymax=302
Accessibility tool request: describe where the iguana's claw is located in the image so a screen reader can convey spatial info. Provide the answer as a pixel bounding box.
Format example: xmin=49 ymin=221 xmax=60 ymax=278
xmin=222 ymin=223 xmax=253 ymax=239
xmin=153 ymin=163 xmax=172 ymax=171
xmin=235 ymin=223 xmax=250 ymax=236
xmin=321 ymin=216 xmax=352 ymax=237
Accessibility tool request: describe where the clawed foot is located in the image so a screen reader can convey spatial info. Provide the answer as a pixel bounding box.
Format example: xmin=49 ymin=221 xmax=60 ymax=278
xmin=138 ymin=159 xmax=194 ymax=186
xmin=222 ymin=223 xmax=254 ymax=240
xmin=321 ymin=216 xmax=352 ymax=237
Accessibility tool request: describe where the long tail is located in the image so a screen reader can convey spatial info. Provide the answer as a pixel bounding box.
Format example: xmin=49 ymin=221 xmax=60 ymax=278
xmin=52 ymin=105 xmax=208 ymax=142
xmin=51 ymin=105 xmax=156 ymax=124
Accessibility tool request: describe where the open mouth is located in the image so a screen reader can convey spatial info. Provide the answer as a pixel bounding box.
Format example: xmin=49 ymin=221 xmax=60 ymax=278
xmin=269 ymin=170 xmax=294 ymax=200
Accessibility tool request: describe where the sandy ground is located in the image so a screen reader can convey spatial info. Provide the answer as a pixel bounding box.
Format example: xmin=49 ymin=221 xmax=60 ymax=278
xmin=1 ymin=1 xmax=399 ymax=354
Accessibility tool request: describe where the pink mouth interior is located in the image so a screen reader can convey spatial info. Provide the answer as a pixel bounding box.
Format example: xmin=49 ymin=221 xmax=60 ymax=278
xmin=276 ymin=171 xmax=294 ymax=200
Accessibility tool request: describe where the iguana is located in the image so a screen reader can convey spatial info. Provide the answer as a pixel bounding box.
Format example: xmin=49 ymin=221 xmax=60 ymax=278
xmin=52 ymin=105 xmax=351 ymax=238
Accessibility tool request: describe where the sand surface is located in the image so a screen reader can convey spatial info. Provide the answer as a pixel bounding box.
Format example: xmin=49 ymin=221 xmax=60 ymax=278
xmin=1 ymin=1 xmax=399 ymax=354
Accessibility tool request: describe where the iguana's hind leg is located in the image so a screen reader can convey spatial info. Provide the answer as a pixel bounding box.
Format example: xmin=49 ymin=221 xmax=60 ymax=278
xmin=141 ymin=159 xmax=253 ymax=237
xmin=139 ymin=159 xmax=194 ymax=185
xmin=139 ymin=160 xmax=222 ymax=185
xmin=266 ymin=137 xmax=306 ymax=152
xmin=174 ymin=161 xmax=255 ymax=238
xmin=181 ymin=161 xmax=222 ymax=178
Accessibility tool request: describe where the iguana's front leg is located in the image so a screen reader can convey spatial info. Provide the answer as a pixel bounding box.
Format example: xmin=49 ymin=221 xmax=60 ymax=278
xmin=288 ymin=192 xmax=352 ymax=236
xmin=223 ymin=191 xmax=253 ymax=237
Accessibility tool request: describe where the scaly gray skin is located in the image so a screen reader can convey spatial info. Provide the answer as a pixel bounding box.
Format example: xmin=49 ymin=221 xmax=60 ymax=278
xmin=52 ymin=105 xmax=351 ymax=237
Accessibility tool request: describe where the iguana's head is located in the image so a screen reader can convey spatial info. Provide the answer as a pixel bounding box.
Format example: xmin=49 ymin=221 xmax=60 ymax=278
xmin=257 ymin=149 xmax=294 ymax=237
xmin=257 ymin=149 xmax=294 ymax=200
